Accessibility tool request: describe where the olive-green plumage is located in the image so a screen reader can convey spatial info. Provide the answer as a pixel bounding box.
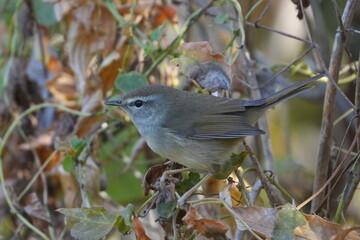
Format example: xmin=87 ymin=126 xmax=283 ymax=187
xmin=105 ymin=74 xmax=323 ymax=172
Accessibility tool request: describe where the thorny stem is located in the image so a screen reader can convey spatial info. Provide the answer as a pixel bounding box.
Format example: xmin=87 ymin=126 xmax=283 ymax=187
xmin=0 ymin=103 xmax=92 ymax=239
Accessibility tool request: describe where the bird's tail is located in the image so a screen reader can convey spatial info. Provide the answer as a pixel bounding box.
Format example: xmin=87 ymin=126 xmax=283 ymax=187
xmin=263 ymin=73 xmax=324 ymax=109
xmin=244 ymin=73 xmax=325 ymax=124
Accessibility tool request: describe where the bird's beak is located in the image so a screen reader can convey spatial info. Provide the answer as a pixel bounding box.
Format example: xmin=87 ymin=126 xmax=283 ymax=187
xmin=104 ymin=100 xmax=124 ymax=107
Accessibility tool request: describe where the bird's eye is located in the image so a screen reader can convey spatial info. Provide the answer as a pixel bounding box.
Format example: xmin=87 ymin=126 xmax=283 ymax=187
xmin=134 ymin=100 xmax=143 ymax=108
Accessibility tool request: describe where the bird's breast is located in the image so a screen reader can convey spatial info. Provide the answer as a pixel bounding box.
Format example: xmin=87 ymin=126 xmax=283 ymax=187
xmin=138 ymin=126 xmax=241 ymax=172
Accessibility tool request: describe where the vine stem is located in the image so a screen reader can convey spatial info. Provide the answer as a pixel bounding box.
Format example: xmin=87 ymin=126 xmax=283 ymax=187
xmin=0 ymin=103 xmax=92 ymax=239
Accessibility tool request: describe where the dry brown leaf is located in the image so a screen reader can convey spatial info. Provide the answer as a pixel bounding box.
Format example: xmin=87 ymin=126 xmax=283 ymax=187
xmin=174 ymin=42 xmax=232 ymax=91
xmin=23 ymin=192 xmax=51 ymax=231
xmin=67 ymin=3 xmax=116 ymax=96
xmin=47 ymin=0 xmax=90 ymax=21
xmin=233 ymin=206 xmax=278 ymax=239
xmin=152 ymin=4 xmax=177 ymax=28
xmin=72 ymin=90 xmax=104 ymax=138
xmin=64 ymin=3 xmax=117 ymax=138
xmin=294 ymin=214 xmax=360 ymax=240
xmin=179 ymin=42 xmax=227 ymax=63
xmin=46 ymin=55 xmax=64 ymax=74
xmin=18 ymin=131 xmax=53 ymax=151
xmin=334 ymin=226 xmax=360 ymax=240
xmin=98 ymin=51 xmax=123 ymax=94
xmin=134 ymin=215 xmax=151 ymax=240
xmin=46 ymin=73 xmax=78 ymax=105
xmin=18 ymin=131 xmax=62 ymax=171
xmin=182 ymin=206 xmax=228 ymax=238
xmin=142 ymin=162 xmax=168 ymax=195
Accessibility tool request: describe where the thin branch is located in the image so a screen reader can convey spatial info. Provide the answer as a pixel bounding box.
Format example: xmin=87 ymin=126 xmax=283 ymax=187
xmin=234 ymin=169 xmax=252 ymax=206
xmin=242 ymin=141 xmax=286 ymax=206
xmin=298 ymin=120 xmax=360 ymax=211
xmin=311 ymin=0 xmax=357 ymax=212
xmin=144 ymin=0 xmax=217 ymax=77
xmin=17 ymin=150 xmax=59 ymax=201
xmin=0 ymin=103 xmax=92 ymax=239
xmin=332 ymin=54 xmax=360 ymax=221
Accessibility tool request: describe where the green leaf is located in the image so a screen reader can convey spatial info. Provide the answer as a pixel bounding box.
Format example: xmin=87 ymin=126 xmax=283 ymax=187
xmin=176 ymin=172 xmax=201 ymax=196
xmin=212 ymin=0 xmax=228 ymax=7
xmin=157 ymin=200 xmax=177 ymax=218
xmin=119 ymin=204 xmax=135 ymax=226
xmin=115 ymin=72 xmax=148 ymax=93
xmin=150 ymin=24 xmax=165 ymax=42
xmin=117 ymin=204 xmax=135 ymax=234
xmin=144 ymin=43 xmax=156 ymax=57
xmin=57 ymin=206 xmax=129 ymax=240
xmin=0 ymin=0 xmax=17 ymax=25
xmin=213 ymin=151 xmax=248 ymax=179
xmin=273 ymin=204 xmax=306 ymax=240
xmin=132 ymin=35 xmax=147 ymax=50
xmin=32 ymin=0 xmax=57 ymax=26
xmin=71 ymin=136 xmax=86 ymax=152
xmin=215 ymin=13 xmax=229 ymax=25
xmin=62 ymin=155 xmax=74 ymax=172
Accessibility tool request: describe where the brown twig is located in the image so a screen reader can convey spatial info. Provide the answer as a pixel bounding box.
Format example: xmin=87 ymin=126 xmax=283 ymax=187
xmin=298 ymin=119 xmax=360 ymax=211
xmin=242 ymin=141 xmax=286 ymax=206
xmin=234 ymin=169 xmax=252 ymax=206
xmin=311 ymin=0 xmax=357 ymax=212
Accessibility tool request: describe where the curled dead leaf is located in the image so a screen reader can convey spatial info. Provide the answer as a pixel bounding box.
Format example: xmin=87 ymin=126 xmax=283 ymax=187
xmin=152 ymin=4 xmax=177 ymax=28
xmin=67 ymin=4 xmax=116 ymax=95
xmin=179 ymin=42 xmax=226 ymax=63
xmin=233 ymin=206 xmax=278 ymax=239
xmin=174 ymin=42 xmax=232 ymax=91
xmin=134 ymin=215 xmax=151 ymax=240
xmin=182 ymin=206 xmax=228 ymax=238
xmin=23 ymin=192 xmax=51 ymax=231
xmin=142 ymin=162 xmax=168 ymax=196
xmin=294 ymin=214 xmax=360 ymax=240
xmin=46 ymin=73 xmax=78 ymax=105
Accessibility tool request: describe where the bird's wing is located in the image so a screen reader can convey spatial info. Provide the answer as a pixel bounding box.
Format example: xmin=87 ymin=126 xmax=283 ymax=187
xmin=169 ymin=115 xmax=265 ymax=139
xmin=166 ymin=97 xmax=265 ymax=140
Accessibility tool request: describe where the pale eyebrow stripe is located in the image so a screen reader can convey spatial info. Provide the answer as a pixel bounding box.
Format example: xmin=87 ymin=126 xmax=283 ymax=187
xmin=126 ymin=95 xmax=160 ymax=103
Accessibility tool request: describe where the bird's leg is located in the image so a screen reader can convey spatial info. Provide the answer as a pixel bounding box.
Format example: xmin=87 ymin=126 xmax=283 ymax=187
xmin=160 ymin=167 xmax=193 ymax=182
xmin=177 ymin=172 xmax=214 ymax=206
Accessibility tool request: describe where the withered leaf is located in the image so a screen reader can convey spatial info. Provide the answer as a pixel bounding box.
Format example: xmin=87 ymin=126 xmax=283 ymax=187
xmin=295 ymin=214 xmax=360 ymax=240
xmin=233 ymin=206 xmax=278 ymax=238
xmin=134 ymin=215 xmax=151 ymax=240
xmin=24 ymin=192 xmax=51 ymax=231
xmin=142 ymin=162 xmax=168 ymax=196
xmin=182 ymin=206 xmax=228 ymax=238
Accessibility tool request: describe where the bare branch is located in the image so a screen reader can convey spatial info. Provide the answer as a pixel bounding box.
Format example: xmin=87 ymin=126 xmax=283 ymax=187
xmin=311 ymin=0 xmax=358 ymax=212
